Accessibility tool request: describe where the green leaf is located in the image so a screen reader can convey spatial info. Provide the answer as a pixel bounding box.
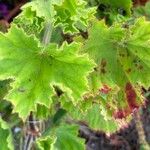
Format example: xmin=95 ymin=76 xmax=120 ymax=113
xmin=13 ymin=7 xmax=44 ymax=37
xmin=22 ymin=0 xmax=63 ymax=20
xmin=53 ymin=108 xmax=67 ymax=125
xmin=37 ymin=124 xmax=85 ymax=150
xmin=70 ymin=103 xmax=118 ymax=133
xmin=54 ymin=0 xmax=96 ymax=32
xmin=37 ymin=136 xmax=57 ymax=150
xmin=23 ymin=0 xmax=95 ymax=33
xmin=84 ymin=104 xmax=118 ymax=132
xmin=35 ymin=104 xmax=51 ymax=119
xmin=59 ymin=93 xmax=118 ymax=132
xmin=0 ymin=118 xmax=14 ymax=150
xmin=0 ymin=25 xmax=94 ymax=120
xmin=84 ymin=18 xmax=150 ymax=118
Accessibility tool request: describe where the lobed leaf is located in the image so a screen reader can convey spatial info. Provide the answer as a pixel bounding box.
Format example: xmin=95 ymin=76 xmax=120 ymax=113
xmin=22 ymin=0 xmax=63 ymax=20
xmin=22 ymin=0 xmax=95 ymax=33
xmin=0 ymin=25 xmax=94 ymax=120
xmin=84 ymin=18 xmax=150 ymax=119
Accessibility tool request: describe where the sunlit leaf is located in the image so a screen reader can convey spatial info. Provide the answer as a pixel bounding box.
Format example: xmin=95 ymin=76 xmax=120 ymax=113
xmin=0 ymin=25 xmax=94 ymax=120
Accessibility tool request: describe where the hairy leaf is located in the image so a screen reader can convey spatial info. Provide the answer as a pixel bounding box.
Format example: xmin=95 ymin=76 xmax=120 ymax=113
xmin=22 ymin=0 xmax=63 ymax=20
xmin=0 ymin=25 xmax=94 ymax=120
xmin=13 ymin=7 xmax=44 ymax=37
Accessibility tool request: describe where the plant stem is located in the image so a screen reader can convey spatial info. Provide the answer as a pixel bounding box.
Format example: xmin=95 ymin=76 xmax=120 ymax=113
xmin=42 ymin=21 xmax=53 ymax=46
xmin=22 ymin=21 xmax=53 ymax=150
xmin=134 ymin=109 xmax=150 ymax=150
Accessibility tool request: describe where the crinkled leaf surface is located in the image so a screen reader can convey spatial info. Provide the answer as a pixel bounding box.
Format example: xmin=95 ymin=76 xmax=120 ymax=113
xmin=84 ymin=18 xmax=150 ymax=118
xmin=0 ymin=118 xmax=14 ymax=150
xmin=23 ymin=0 xmax=95 ymax=33
xmin=22 ymin=0 xmax=63 ymax=20
xmin=0 ymin=25 xmax=94 ymax=120
xmin=37 ymin=124 xmax=85 ymax=150
xmin=54 ymin=0 xmax=95 ymax=32
xmin=13 ymin=7 xmax=44 ymax=37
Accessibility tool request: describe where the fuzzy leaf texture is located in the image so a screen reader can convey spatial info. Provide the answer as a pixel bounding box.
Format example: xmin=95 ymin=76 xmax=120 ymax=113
xmin=84 ymin=18 xmax=150 ymax=119
xmin=22 ymin=0 xmax=95 ymax=33
xmin=13 ymin=6 xmax=44 ymax=37
xmin=54 ymin=0 xmax=95 ymax=32
xmin=0 ymin=25 xmax=94 ymax=120
xmin=22 ymin=0 xmax=63 ymax=20
xmin=37 ymin=124 xmax=85 ymax=150
xmin=0 ymin=118 xmax=14 ymax=150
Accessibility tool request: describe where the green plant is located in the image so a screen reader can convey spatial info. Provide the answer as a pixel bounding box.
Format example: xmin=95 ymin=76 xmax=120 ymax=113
xmin=0 ymin=0 xmax=150 ymax=149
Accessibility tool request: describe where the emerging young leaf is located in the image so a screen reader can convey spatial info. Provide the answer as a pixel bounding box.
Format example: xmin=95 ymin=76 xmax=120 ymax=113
xmin=0 ymin=25 xmax=94 ymax=120
xmin=54 ymin=0 xmax=95 ymax=32
xmin=37 ymin=124 xmax=85 ymax=150
xmin=22 ymin=0 xmax=63 ymax=20
xmin=0 ymin=118 xmax=14 ymax=150
xmin=22 ymin=0 xmax=95 ymax=33
xmin=84 ymin=18 xmax=150 ymax=119
xmin=13 ymin=7 xmax=44 ymax=37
